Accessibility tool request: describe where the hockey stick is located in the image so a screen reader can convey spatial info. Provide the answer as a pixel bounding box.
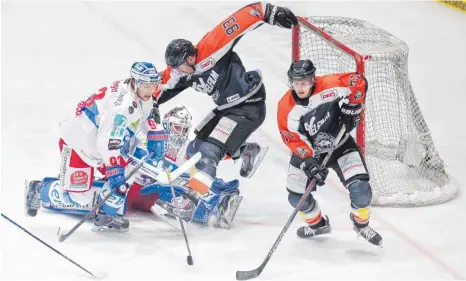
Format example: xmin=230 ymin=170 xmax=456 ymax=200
xmin=57 ymin=151 xmax=156 ymax=242
xmin=2 ymin=213 xmax=106 ymax=279
xmin=236 ymin=125 xmax=347 ymax=280
xmin=165 ymin=168 xmax=194 ymax=266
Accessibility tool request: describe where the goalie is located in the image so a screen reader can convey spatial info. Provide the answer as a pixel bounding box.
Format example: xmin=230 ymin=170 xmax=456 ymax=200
xmin=277 ymin=59 xmax=383 ymax=247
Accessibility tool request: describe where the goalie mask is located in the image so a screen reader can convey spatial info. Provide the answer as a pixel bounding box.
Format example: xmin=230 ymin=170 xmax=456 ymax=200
xmin=162 ymin=105 xmax=192 ymax=149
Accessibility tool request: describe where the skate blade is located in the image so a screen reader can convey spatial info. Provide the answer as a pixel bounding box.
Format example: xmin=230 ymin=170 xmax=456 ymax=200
xmin=91 ymin=225 xmax=129 ymax=233
xmin=150 ymin=203 xmax=182 ymax=231
xmin=245 ymin=145 xmax=269 ymax=178
xmin=354 ymin=233 xmax=384 ymax=248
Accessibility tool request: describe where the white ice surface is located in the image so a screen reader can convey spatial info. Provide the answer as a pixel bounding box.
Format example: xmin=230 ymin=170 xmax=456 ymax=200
xmin=1 ymin=1 xmax=466 ymax=281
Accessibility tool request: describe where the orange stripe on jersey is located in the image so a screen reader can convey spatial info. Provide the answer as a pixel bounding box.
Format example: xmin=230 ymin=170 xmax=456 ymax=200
xmin=195 ymin=2 xmax=266 ymax=63
xmin=277 ymin=89 xmax=314 ymax=159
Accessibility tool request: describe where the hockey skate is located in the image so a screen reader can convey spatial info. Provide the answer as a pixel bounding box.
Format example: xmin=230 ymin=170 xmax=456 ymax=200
xmin=92 ymin=213 xmax=129 ymax=233
xmin=351 ymin=214 xmax=383 ymax=247
xmin=239 ymin=143 xmax=269 ymax=178
xmin=24 ymin=180 xmax=42 ymax=217
xmin=297 ymin=215 xmax=332 ymax=238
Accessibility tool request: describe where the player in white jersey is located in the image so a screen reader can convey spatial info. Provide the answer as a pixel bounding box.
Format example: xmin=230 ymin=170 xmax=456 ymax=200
xmin=24 ymin=62 xmax=168 ymax=232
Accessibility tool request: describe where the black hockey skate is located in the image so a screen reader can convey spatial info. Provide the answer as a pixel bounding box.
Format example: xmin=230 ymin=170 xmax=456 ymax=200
xmin=351 ymin=214 xmax=383 ymax=247
xmin=297 ymin=215 xmax=332 ymax=238
xmin=92 ymin=213 xmax=129 ymax=233
xmin=239 ymin=143 xmax=269 ymax=178
xmin=24 ymin=180 xmax=42 ymax=217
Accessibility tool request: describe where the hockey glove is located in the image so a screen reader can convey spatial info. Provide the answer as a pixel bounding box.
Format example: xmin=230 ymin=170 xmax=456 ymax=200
xmin=264 ymin=3 xmax=298 ymax=29
xmin=106 ymin=165 xmax=126 ymax=191
xmin=152 ymin=103 xmax=161 ymax=124
xmin=147 ymin=129 xmax=168 ymax=166
xmin=300 ymin=156 xmax=329 ymax=186
xmin=339 ymin=103 xmax=363 ymax=133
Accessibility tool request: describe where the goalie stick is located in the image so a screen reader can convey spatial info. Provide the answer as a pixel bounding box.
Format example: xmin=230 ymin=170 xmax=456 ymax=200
xmin=165 ymin=168 xmax=194 ymax=265
xmin=236 ymin=125 xmax=347 ymax=280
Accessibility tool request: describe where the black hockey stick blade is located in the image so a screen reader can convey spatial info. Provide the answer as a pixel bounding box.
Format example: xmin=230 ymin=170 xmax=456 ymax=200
xmin=57 ymin=227 xmax=72 ymax=243
xmin=236 ymin=266 xmax=263 ymax=280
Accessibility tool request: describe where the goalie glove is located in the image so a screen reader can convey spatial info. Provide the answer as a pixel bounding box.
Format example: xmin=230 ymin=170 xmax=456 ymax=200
xmin=264 ymin=3 xmax=298 ymax=29
xmin=339 ymin=103 xmax=363 ymax=133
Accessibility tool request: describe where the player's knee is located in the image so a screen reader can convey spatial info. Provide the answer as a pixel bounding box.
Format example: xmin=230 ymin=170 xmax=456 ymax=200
xmin=198 ymin=142 xmax=224 ymax=164
xmin=186 ymin=139 xmax=202 ymax=158
xmin=288 ymin=192 xmax=317 ymax=212
xmin=347 ymin=180 xmax=372 ymax=208
xmin=195 ymin=142 xmax=225 ymax=177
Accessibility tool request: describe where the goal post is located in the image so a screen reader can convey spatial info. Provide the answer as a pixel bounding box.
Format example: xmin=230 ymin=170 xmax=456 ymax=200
xmin=292 ymin=16 xmax=459 ymax=207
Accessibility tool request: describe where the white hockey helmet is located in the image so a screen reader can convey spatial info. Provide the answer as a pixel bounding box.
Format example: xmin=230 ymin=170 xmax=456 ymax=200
xmin=130 ymin=62 xmax=162 ymax=88
xmin=162 ymin=105 xmax=192 ymax=140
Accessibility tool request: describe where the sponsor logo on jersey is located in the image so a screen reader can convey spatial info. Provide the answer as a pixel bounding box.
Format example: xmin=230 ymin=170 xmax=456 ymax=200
xmin=59 ymin=147 xmax=72 ymax=188
xmin=320 ymin=90 xmax=337 ymax=101
xmin=192 ymin=70 xmax=219 ymax=94
xmin=130 ymin=119 xmax=141 ymax=130
xmin=110 ymin=80 xmax=119 ymax=92
xmin=305 ymin=112 xmax=331 ymax=136
xmin=114 ymin=91 xmax=125 ymax=107
xmin=108 ymin=139 xmax=122 ymax=150
xmin=69 ymin=171 xmax=89 ymax=190
xmin=129 ymin=106 xmax=134 ymax=114
xmin=110 ymin=114 xmax=127 ymax=137
xmin=226 ymin=93 xmax=240 ymax=103
xmin=313 ymin=133 xmax=335 ymax=153
xmin=200 ymin=57 xmax=215 ymax=70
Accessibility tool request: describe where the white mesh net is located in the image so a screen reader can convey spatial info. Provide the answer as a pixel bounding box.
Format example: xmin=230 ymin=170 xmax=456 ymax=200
xmin=294 ymin=16 xmax=459 ymax=207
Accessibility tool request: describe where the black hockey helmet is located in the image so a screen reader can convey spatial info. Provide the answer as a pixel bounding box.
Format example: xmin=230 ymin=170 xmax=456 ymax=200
xmin=287 ymin=59 xmax=316 ymax=82
xmin=165 ymin=39 xmax=198 ymax=68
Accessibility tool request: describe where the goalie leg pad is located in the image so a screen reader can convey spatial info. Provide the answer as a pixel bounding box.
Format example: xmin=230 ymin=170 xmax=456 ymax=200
xmin=40 ymin=177 xmax=102 ymax=216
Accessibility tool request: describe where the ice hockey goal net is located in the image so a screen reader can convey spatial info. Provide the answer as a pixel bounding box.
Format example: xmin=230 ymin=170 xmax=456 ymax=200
xmin=293 ymin=16 xmax=459 ymax=207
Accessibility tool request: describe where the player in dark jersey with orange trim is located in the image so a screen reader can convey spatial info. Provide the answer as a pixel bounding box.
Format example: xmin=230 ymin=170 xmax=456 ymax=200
xmin=277 ymin=59 xmax=383 ymax=247
xmin=153 ymin=2 xmax=298 ymax=221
